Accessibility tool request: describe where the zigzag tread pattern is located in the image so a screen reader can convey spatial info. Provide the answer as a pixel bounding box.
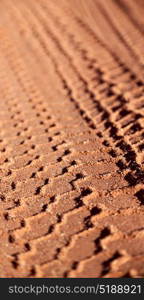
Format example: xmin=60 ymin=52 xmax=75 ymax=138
xmin=0 ymin=0 xmax=144 ymax=278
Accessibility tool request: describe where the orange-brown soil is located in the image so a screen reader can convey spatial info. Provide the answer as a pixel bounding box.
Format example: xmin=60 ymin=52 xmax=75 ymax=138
xmin=0 ymin=0 xmax=144 ymax=278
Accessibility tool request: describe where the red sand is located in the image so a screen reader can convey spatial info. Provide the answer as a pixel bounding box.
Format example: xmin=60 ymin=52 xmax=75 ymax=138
xmin=0 ymin=0 xmax=144 ymax=277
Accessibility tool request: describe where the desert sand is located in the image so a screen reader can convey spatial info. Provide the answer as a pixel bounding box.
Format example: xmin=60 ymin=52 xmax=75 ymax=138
xmin=0 ymin=0 xmax=144 ymax=278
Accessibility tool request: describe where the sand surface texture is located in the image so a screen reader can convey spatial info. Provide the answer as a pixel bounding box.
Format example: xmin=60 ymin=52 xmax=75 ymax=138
xmin=0 ymin=0 xmax=144 ymax=278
